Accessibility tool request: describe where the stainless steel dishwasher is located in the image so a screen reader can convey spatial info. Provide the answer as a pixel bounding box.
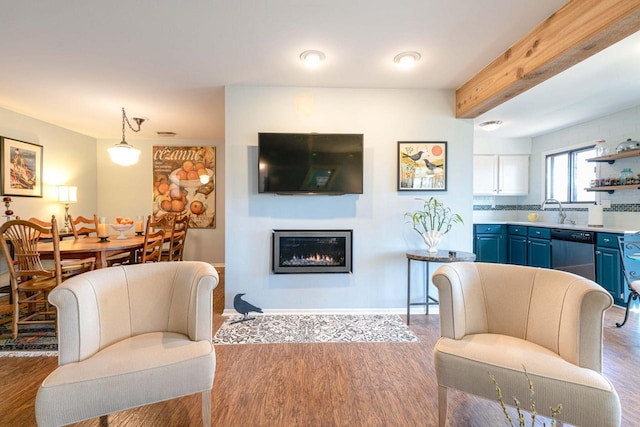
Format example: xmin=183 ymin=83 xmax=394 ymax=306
xmin=551 ymin=228 xmax=596 ymax=281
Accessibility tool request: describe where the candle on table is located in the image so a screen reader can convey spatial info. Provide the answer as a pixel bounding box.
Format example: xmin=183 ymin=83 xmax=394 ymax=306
xmin=98 ymin=224 xmax=109 ymax=238
xmin=98 ymin=217 xmax=109 ymax=238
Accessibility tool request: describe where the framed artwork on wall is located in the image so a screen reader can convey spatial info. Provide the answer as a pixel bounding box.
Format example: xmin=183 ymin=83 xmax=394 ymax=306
xmin=152 ymin=146 xmax=216 ymax=229
xmin=397 ymin=141 xmax=447 ymax=191
xmin=1 ymin=137 xmax=43 ymax=197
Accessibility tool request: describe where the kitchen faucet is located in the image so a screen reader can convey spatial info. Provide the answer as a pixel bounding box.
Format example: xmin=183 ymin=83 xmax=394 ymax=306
xmin=541 ymin=198 xmax=570 ymax=224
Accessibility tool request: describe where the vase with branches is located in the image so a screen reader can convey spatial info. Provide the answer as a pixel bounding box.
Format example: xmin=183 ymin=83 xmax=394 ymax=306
xmin=404 ymin=197 xmax=463 ymax=253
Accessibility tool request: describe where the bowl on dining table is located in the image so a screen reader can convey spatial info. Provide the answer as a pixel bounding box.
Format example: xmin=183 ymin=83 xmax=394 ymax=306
xmin=110 ymin=223 xmax=133 ymax=239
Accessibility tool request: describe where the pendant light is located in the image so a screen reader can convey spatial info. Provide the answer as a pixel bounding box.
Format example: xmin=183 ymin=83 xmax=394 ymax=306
xmin=108 ymin=107 xmax=145 ymax=166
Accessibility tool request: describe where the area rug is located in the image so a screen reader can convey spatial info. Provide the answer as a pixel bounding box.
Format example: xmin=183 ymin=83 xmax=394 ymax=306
xmin=0 ymin=315 xmax=58 ymax=357
xmin=213 ymin=314 xmax=418 ymax=345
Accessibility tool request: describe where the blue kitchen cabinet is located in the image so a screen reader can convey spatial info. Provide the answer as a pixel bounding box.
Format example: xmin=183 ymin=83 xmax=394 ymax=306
xmin=508 ymin=225 xmax=528 ymax=265
xmin=527 ymin=227 xmax=551 ymax=268
xmin=474 ymin=224 xmax=507 ymax=263
xmin=595 ymin=232 xmax=626 ymax=305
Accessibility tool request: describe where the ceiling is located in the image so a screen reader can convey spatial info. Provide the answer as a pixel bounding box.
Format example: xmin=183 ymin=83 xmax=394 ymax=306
xmin=1 ymin=1 xmax=637 ymax=142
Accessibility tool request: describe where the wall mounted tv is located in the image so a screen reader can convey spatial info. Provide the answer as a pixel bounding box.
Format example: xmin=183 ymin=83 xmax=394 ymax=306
xmin=258 ymin=133 xmax=364 ymax=195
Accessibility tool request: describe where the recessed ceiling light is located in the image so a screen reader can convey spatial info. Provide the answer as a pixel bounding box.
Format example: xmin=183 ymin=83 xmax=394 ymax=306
xmin=299 ymin=50 xmax=325 ymax=68
xmin=479 ymin=120 xmax=503 ymax=131
xmin=393 ymin=51 xmax=421 ymax=69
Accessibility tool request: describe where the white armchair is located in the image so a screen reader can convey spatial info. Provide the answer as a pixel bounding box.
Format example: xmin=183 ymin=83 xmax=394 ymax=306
xmin=35 ymin=261 xmax=219 ymax=427
xmin=432 ymin=262 xmax=620 ymax=427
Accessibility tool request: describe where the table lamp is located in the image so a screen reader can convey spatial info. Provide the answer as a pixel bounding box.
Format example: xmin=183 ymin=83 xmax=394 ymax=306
xmin=57 ymin=185 xmax=77 ymax=233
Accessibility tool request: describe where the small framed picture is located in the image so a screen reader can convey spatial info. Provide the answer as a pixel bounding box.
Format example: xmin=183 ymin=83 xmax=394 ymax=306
xmin=398 ymin=141 xmax=447 ymax=191
xmin=1 ymin=137 xmax=43 ymax=198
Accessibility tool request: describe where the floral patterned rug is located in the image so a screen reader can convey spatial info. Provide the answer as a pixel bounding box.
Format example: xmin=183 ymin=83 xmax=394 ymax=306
xmin=213 ymin=314 xmax=418 ymax=345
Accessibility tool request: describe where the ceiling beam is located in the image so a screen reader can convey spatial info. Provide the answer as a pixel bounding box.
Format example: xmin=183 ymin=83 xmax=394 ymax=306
xmin=456 ymin=0 xmax=640 ymax=119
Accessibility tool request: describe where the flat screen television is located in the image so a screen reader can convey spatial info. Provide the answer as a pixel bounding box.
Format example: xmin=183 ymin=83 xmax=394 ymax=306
xmin=258 ymin=133 xmax=363 ymax=195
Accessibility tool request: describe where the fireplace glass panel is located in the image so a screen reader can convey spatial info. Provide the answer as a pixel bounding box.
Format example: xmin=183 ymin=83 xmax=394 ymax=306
xmin=272 ymin=230 xmax=353 ymax=274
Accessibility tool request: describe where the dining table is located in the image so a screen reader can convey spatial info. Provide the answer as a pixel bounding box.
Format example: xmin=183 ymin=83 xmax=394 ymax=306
xmin=38 ymin=234 xmax=146 ymax=269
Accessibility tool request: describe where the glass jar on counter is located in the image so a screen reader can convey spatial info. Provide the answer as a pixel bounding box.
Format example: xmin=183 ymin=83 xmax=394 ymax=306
xmin=619 ymin=168 xmax=634 ymax=185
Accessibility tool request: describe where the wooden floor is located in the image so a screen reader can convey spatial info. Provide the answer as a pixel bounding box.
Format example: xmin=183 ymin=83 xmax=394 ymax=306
xmin=0 ymin=306 xmax=639 ymax=426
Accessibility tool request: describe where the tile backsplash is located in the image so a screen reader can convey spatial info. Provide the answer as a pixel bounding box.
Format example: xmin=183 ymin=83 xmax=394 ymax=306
xmin=473 ymin=202 xmax=640 ymax=230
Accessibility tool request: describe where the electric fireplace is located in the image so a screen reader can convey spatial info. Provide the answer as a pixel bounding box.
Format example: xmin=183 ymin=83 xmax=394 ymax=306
xmin=272 ymin=230 xmax=353 ymax=274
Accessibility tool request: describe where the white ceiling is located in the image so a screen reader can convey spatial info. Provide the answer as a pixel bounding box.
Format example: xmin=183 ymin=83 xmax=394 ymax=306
xmin=1 ymin=1 xmax=636 ymax=142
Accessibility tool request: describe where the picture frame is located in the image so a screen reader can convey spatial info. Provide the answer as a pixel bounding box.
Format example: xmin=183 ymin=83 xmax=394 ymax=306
xmin=152 ymin=146 xmax=216 ymax=229
xmin=398 ymin=141 xmax=447 ymax=191
xmin=1 ymin=137 xmax=43 ymax=197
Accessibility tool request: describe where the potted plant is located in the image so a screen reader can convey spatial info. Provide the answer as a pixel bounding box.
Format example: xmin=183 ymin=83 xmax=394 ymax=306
xmin=404 ymin=197 xmax=463 ymax=253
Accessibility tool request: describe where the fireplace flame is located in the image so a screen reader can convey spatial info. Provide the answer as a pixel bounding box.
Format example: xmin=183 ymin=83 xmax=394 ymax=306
xmin=282 ymin=253 xmax=341 ymax=266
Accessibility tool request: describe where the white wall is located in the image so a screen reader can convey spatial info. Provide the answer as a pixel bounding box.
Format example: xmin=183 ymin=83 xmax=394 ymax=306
xmin=96 ymin=138 xmax=225 ymax=263
xmin=474 ymin=137 xmax=532 ymax=155
xmin=225 ymin=86 xmax=473 ymax=311
xmin=0 ymin=107 xmax=97 ymax=223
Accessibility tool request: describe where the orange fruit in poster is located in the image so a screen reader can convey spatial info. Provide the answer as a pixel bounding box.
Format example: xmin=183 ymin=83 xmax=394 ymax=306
xmin=190 ymin=200 xmax=204 ymax=215
xmin=160 ymin=199 xmax=172 ymax=211
xmin=197 ymin=168 xmax=208 ymax=176
xmin=171 ymin=200 xmax=185 ymax=212
xmin=182 ymin=160 xmax=194 ymax=172
xmin=157 ymin=182 xmax=169 ymax=195
xmin=194 ymin=162 xmax=205 ymax=170
xmin=169 ymin=187 xmax=182 ymax=200
xmin=431 ymin=145 xmax=443 ymax=156
xmin=187 ymin=170 xmax=199 ymax=180
xmin=176 ymin=169 xmax=188 ymax=180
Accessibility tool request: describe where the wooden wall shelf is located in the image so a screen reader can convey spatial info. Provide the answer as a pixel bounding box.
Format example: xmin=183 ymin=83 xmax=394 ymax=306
xmin=586 ymin=148 xmax=640 ymax=164
xmin=585 ymin=184 xmax=640 ymax=194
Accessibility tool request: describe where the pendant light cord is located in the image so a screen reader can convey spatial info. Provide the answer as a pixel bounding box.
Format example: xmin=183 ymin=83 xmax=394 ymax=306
xmin=121 ymin=107 xmax=143 ymax=141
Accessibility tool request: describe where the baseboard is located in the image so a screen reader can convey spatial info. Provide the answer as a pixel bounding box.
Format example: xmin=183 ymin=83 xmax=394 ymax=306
xmin=222 ymin=306 xmax=440 ymax=317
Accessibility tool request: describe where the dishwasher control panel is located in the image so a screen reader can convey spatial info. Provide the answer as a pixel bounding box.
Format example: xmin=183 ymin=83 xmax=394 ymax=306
xmin=551 ymin=228 xmax=595 ymax=243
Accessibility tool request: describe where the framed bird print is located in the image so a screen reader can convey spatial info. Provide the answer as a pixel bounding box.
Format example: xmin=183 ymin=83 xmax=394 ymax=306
xmin=397 ymin=141 xmax=447 ymax=191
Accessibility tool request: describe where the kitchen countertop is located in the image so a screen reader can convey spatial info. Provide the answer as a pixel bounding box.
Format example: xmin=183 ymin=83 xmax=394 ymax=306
xmin=474 ymin=221 xmax=638 ymax=234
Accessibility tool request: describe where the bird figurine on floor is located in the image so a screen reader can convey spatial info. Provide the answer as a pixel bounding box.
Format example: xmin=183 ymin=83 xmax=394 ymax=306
xmin=231 ymin=293 xmax=263 ymax=324
xmin=402 ymin=151 xmax=424 ymax=162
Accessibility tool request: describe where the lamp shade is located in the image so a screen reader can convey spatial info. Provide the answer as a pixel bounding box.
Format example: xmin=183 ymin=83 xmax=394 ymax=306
xmin=57 ymin=186 xmax=78 ymax=203
xmin=108 ymin=141 xmax=141 ymax=166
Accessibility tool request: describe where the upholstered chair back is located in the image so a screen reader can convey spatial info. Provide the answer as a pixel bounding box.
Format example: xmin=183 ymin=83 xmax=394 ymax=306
xmin=434 ymin=262 xmax=612 ymax=371
xmin=51 ymin=261 xmax=218 ymax=365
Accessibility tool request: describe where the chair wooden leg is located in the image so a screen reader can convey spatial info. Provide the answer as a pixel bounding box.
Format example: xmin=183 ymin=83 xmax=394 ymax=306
xmin=438 ymin=385 xmax=448 ymax=427
xmin=12 ymin=289 xmax=19 ymax=339
xmin=99 ymin=415 xmax=108 ymax=426
xmin=201 ymin=389 xmax=211 ymax=427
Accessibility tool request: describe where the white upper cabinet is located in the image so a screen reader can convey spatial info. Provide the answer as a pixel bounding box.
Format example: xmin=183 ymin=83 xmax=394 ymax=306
xmin=473 ymin=155 xmax=529 ymax=195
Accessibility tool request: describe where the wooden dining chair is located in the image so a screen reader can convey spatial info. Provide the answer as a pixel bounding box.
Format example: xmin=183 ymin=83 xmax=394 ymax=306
xmin=69 ymin=214 xmax=133 ymax=266
xmin=140 ymin=214 xmax=172 ymax=263
xmin=165 ymin=212 xmax=190 ymax=261
xmin=0 ymin=216 xmax=63 ymax=339
xmin=69 ymin=214 xmax=98 ymax=238
xmin=24 ymin=216 xmax=96 ymax=279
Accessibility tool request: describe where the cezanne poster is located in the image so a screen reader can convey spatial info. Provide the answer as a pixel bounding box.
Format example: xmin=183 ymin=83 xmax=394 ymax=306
xmin=152 ymin=146 xmax=215 ymax=229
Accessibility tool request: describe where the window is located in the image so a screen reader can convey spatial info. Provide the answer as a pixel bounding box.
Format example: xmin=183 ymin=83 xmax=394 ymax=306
xmin=545 ymin=146 xmax=596 ymax=203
